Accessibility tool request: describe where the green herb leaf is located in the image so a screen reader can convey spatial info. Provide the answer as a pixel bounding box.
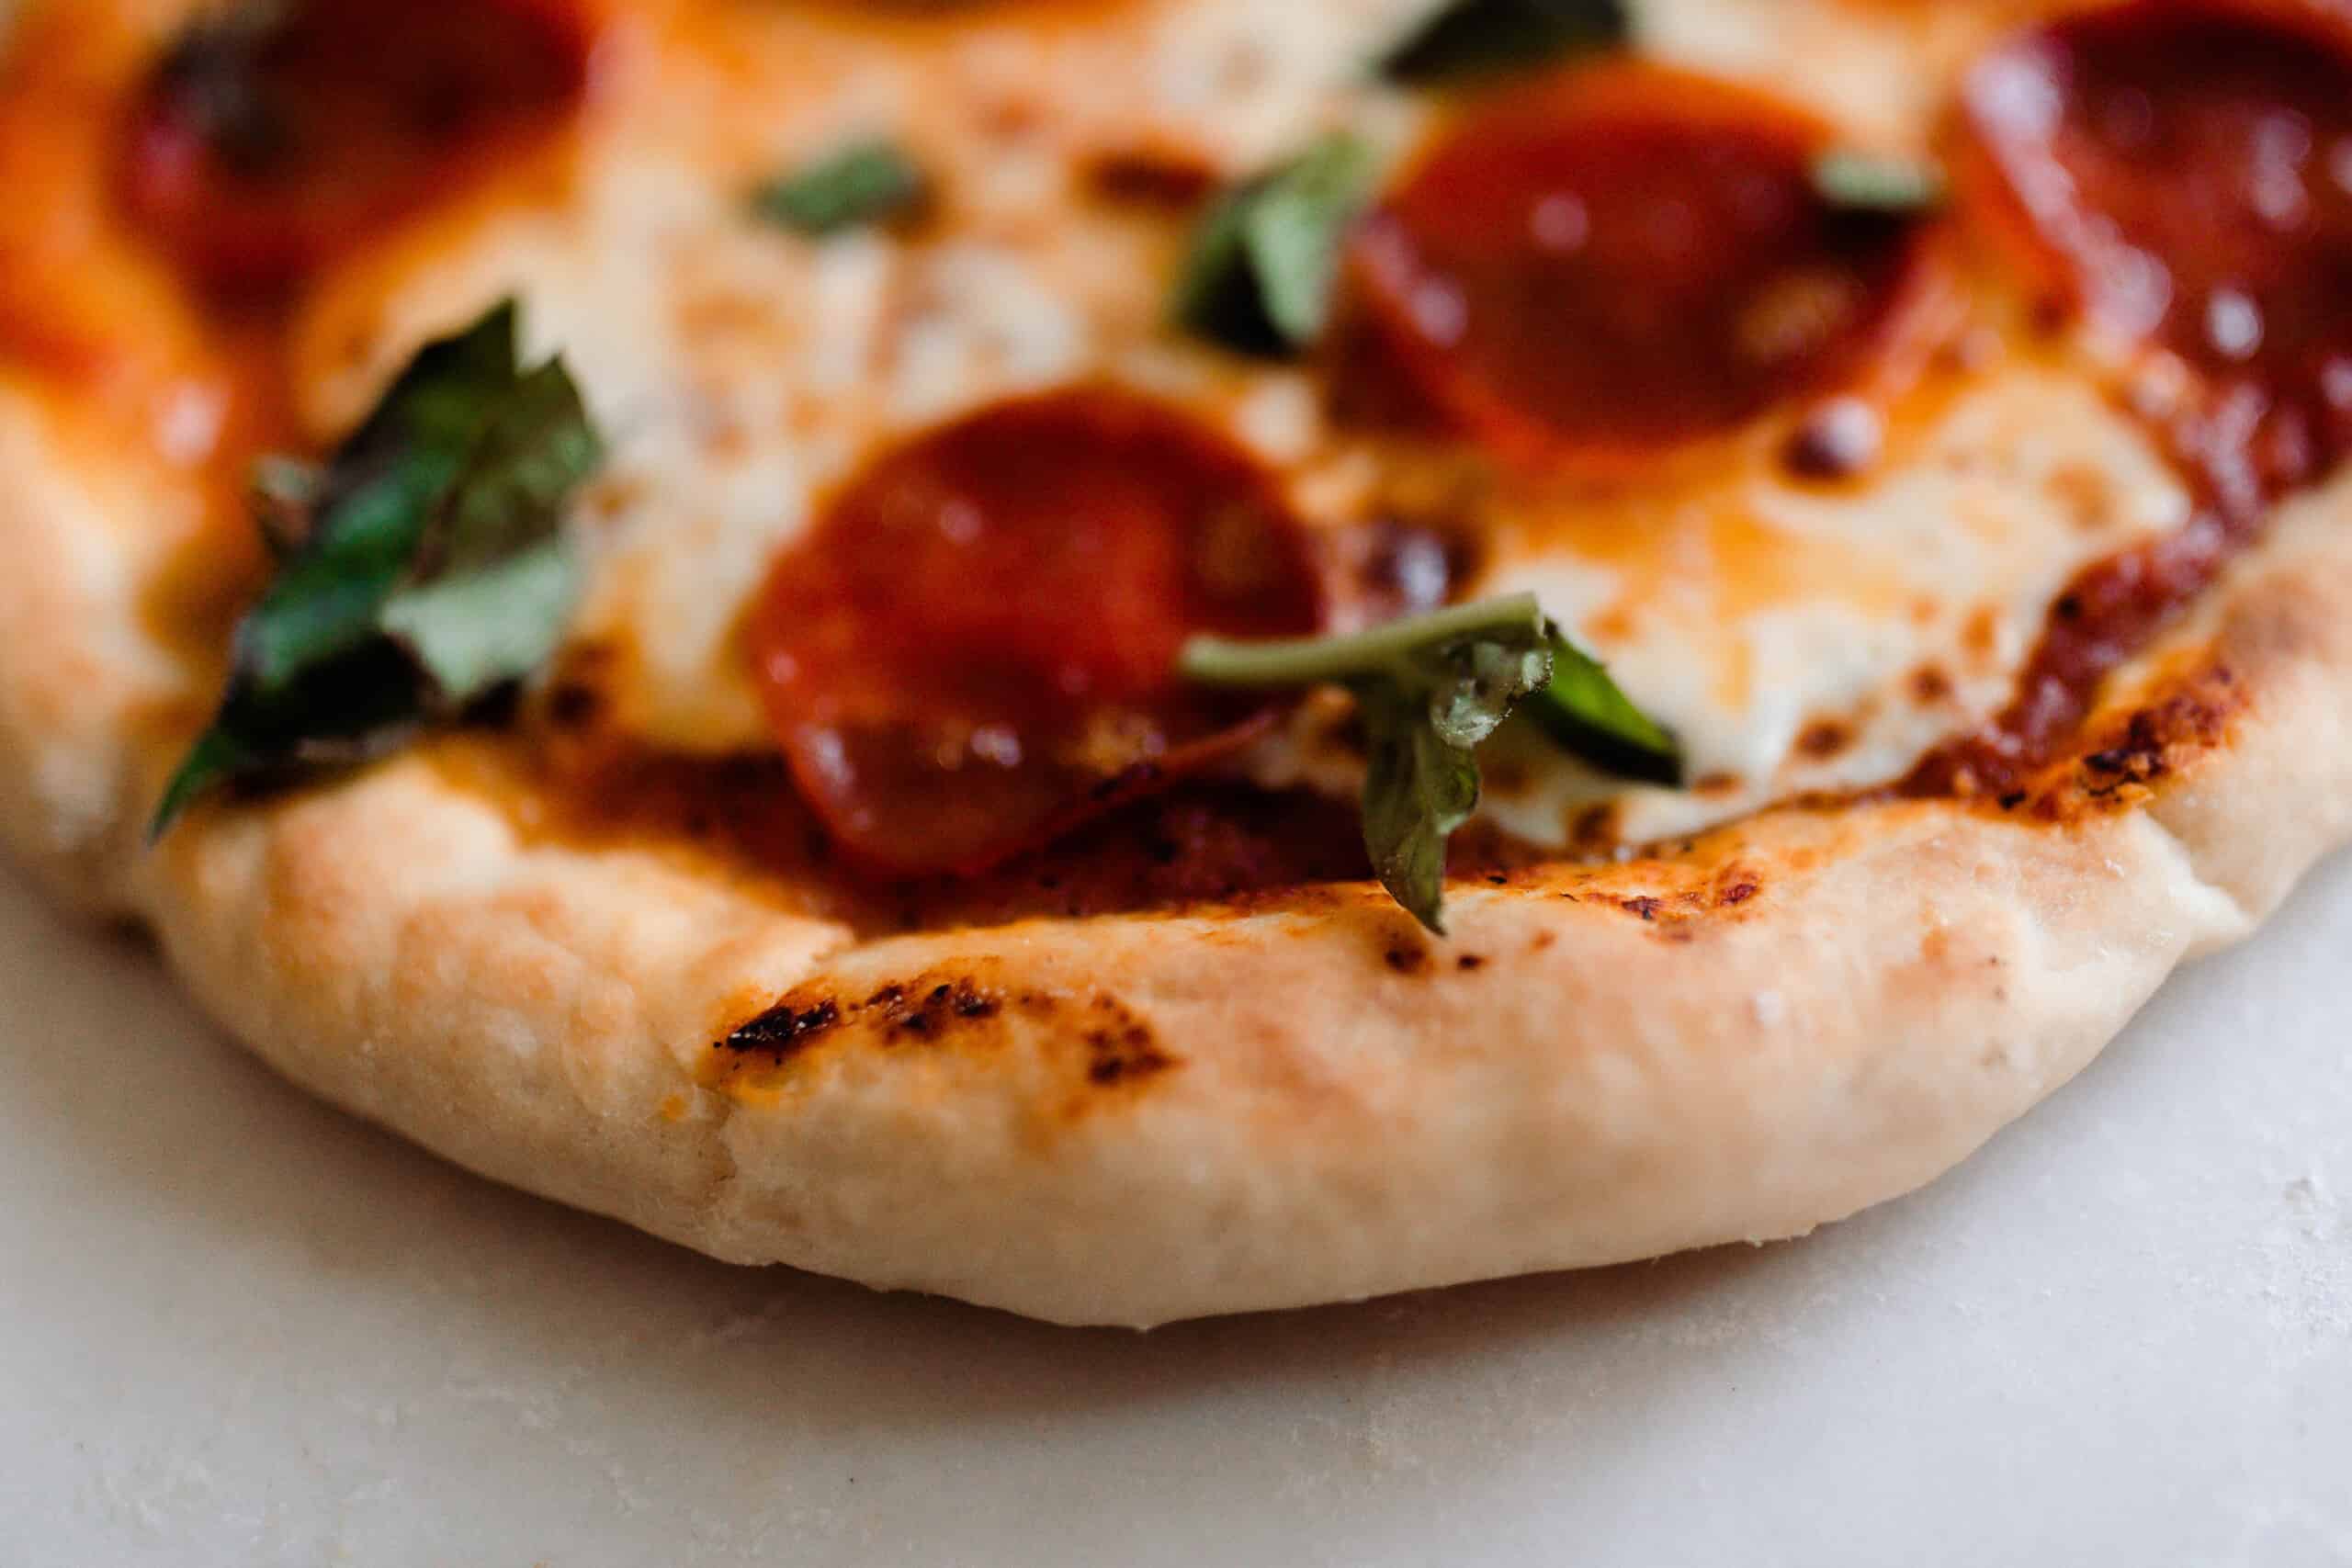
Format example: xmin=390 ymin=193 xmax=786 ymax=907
xmin=1182 ymin=593 xmax=1683 ymax=931
xmin=1182 ymin=593 xmax=1555 ymax=933
xmin=1810 ymin=149 xmax=1947 ymax=214
xmin=749 ymin=139 xmax=929 ymax=237
xmin=1173 ymin=132 xmax=1378 ymax=356
xmin=152 ymin=298 xmax=604 ymax=839
xmin=1520 ymin=634 xmax=1685 ymax=786
xmin=1355 ymin=680 xmax=1487 ymax=934
xmin=1378 ymin=0 xmax=1629 ymax=85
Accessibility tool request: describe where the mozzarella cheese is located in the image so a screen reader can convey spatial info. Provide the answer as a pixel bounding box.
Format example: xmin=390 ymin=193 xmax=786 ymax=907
xmin=286 ymin=0 xmax=2197 ymax=853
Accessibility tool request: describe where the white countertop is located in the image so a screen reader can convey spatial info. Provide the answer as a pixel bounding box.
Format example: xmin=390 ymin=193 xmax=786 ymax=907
xmin=2 ymin=852 xmax=2347 ymax=1567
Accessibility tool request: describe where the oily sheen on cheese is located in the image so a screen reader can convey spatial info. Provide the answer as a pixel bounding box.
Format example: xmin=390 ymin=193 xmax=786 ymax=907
xmin=285 ymin=0 xmax=2189 ymax=855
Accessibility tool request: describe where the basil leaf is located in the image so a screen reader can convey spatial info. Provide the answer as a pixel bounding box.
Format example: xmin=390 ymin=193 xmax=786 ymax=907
xmin=1811 ymin=150 xmax=1947 ymax=214
xmin=1355 ymin=680 xmax=1486 ymax=934
xmin=152 ymin=299 xmax=603 ymax=838
xmin=148 ymin=729 xmax=263 ymax=843
xmin=1182 ymin=593 xmax=1683 ymax=931
xmin=750 ymin=139 xmax=929 ymax=236
xmin=1173 ymin=132 xmax=1377 ymax=356
xmin=1181 ymin=593 xmax=1555 ymax=933
xmin=1521 ymin=633 xmax=1685 ymax=786
xmin=380 ymin=536 xmax=581 ymax=700
xmin=1379 ymin=0 xmax=1629 ymax=84
xmin=1432 ymin=637 xmax=1554 ymax=750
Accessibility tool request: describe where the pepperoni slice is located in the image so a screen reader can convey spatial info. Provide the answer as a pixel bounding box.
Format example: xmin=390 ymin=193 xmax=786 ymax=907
xmin=120 ymin=0 xmax=593 ymax=291
xmin=1340 ymin=63 xmax=1936 ymax=472
xmin=747 ymin=389 xmax=1327 ymax=877
xmin=1963 ymin=0 xmax=2352 ymax=481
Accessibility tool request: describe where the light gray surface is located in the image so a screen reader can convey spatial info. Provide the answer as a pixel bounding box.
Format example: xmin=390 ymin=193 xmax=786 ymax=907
xmin=1 ymin=855 xmax=2347 ymax=1568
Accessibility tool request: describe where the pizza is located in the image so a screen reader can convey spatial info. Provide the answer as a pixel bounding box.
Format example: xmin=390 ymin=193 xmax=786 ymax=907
xmin=4 ymin=0 xmax=2350 ymax=1326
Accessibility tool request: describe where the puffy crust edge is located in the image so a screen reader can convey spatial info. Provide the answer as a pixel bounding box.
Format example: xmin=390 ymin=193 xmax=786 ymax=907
xmin=5 ymin=378 xmax=2351 ymax=1325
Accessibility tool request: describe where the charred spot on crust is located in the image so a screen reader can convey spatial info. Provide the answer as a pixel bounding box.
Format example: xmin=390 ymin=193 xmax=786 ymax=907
xmin=2070 ymin=692 xmax=2217 ymax=799
xmin=714 ymin=970 xmax=1008 ymax=1060
xmin=1083 ymin=998 xmax=1174 ymax=1086
xmin=1565 ymin=864 xmax=1768 ymax=932
xmin=867 ymin=976 xmax=1004 ymax=1042
xmin=712 ymin=971 xmax=1180 ymax=1098
xmin=1383 ymin=942 xmax=1433 ymax=975
xmin=1999 ymin=666 xmax=2241 ymax=822
xmin=718 ymin=998 xmax=842 ymax=1057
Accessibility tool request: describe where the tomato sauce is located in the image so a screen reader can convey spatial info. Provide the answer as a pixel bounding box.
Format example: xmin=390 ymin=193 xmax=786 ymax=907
xmin=1914 ymin=0 xmax=2352 ymax=798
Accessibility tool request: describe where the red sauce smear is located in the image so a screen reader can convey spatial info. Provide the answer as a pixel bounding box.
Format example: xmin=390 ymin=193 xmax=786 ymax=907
xmin=746 ymin=387 xmax=1326 ymax=876
xmin=1340 ymin=62 xmax=1939 ymax=474
xmin=1913 ymin=0 xmax=2352 ymax=797
xmin=119 ymin=0 xmax=594 ymax=292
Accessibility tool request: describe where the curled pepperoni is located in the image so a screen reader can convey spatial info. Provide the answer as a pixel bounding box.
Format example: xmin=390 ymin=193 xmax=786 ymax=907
xmin=119 ymin=0 xmax=593 ymax=291
xmin=1340 ymin=63 xmax=1937 ymax=473
xmin=1963 ymin=0 xmax=2352 ymax=483
xmin=747 ymin=389 xmax=1326 ymax=877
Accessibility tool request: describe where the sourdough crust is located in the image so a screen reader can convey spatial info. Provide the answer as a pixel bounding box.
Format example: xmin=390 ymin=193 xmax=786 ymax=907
xmin=3 ymin=370 xmax=2349 ymax=1325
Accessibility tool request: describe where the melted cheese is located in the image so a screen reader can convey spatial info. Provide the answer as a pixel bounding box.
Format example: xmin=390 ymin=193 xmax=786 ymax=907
xmin=285 ymin=0 xmax=2199 ymax=855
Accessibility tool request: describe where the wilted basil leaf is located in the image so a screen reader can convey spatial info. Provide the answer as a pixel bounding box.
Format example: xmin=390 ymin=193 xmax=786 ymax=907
xmin=1810 ymin=150 xmax=1947 ymax=214
xmin=1355 ymin=680 xmax=1488 ymax=934
xmin=750 ymin=139 xmax=929 ymax=236
xmin=1379 ymin=0 xmax=1629 ymax=85
xmin=1173 ymin=132 xmax=1377 ymax=356
xmin=1182 ymin=593 xmax=1682 ymax=931
xmin=1180 ymin=593 xmax=1557 ymax=932
xmin=1521 ymin=634 xmax=1684 ymax=786
xmin=153 ymin=298 xmax=604 ymax=837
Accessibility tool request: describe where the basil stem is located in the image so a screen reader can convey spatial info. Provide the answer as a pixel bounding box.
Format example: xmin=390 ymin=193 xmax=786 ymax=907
xmin=1810 ymin=150 xmax=1947 ymax=214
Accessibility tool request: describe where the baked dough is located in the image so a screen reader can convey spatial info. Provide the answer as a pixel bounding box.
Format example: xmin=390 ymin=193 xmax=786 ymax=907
xmin=4 ymin=0 xmax=2349 ymax=1324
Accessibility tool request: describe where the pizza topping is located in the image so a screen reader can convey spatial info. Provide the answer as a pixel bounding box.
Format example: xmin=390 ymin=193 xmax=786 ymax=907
xmin=1378 ymin=0 xmax=1630 ymax=85
xmin=1520 ymin=635 xmax=1684 ymax=786
xmin=747 ymin=388 xmax=1325 ymax=878
xmin=749 ymin=139 xmax=932 ymax=237
xmin=1811 ymin=150 xmax=1948 ymax=216
xmin=1340 ymin=65 xmax=1935 ymax=469
xmin=1172 ymin=132 xmax=1379 ymax=356
xmin=1182 ymin=593 xmax=1675 ymax=931
xmin=121 ymin=0 xmax=591 ymax=291
xmin=154 ymin=300 xmax=603 ymax=835
xmin=1962 ymin=0 xmax=2352 ymax=477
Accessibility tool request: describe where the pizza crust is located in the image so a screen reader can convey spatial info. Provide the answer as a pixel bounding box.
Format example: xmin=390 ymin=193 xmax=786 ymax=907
xmin=7 ymin=349 xmax=2346 ymax=1321
xmin=10 ymin=0 xmax=2352 ymax=1325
